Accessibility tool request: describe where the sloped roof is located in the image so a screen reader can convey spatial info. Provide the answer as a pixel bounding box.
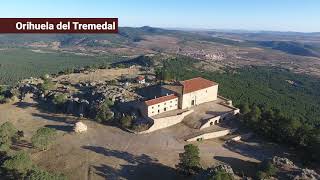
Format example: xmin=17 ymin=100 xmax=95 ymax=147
xmin=144 ymin=94 xmax=178 ymax=106
xmin=180 ymin=77 xmax=218 ymax=94
xmin=136 ymin=76 xmax=145 ymax=81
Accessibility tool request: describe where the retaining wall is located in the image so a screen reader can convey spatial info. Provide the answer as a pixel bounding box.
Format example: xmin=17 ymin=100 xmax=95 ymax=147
xmin=138 ymin=110 xmax=194 ymax=134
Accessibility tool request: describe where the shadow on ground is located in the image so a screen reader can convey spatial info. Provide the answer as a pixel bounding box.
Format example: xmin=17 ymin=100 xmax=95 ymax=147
xmin=82 ymin=145 xmax=184 ymax=180
xmin=14 ymin=101 xmax=37 ymax=109
xmin=223 ymin=139 xmax=285 ymax=161
xmin=31 ymin=113 xmax=75 ymax=124
xmin=44 ymin=124 xmax=74 ymax=132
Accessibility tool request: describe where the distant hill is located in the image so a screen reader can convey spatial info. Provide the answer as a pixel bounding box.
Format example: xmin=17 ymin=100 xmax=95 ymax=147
xmin=257 ymin=41 xmax=320 ymax=57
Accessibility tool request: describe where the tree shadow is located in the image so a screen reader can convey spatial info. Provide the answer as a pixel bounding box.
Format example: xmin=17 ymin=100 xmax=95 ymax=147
xmin=11 ymin=140 xmax=33 ymax=150
xmin=214 ymin=156 xmax=259 ymax=177
xmin=44 ymin=124 xmax=73 ymax=132
xmin=31 ymin=113 xmax=75 ymax=124
xmin=13 ymin=101 xmax=36 ymax=109
xmin=82 ymin=146 xmax=184 ymax=180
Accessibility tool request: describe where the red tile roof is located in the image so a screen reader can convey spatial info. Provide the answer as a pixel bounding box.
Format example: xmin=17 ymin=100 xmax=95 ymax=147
xmin=144 ymin=94 xmax=178 ymax=106
xmin=136 ymin=76 xmax=145 ymax=81
xmin=180 ymin=77 xmax=218 ymax=94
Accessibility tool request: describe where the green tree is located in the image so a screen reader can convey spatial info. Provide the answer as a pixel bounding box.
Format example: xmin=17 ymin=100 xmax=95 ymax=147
xmin=95 ymin=103 xmax=114 ymax=123
xmin=240 ymin=103 xmax=251 ymax=114
xmin=177 ymin=144 xmax=201 ymax=175
xmin=2 ymin=151 xmax=33 ymax=177
xmin=52 ymin=93 xmax=68 ymax=111
xmin=31 ymin=127 xmax=57 ymax=151
xmin=0 ymin=122 xmax=18 ymax=151
xmin=53 ymin=94 xmax=68 ymax=105
xmin=39 ymin=79 xmax=55 ymax=92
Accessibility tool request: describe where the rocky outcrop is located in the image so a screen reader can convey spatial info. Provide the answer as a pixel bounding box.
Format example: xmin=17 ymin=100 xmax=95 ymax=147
xmin=212 ymin=164 xmax=235 ymax=175
xmin=272 ymin=156 xmax=320 ymax=180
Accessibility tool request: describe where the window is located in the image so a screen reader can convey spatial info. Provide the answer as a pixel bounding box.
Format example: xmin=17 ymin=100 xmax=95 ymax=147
xmin=206 ymin=90 xmax=207 ymax=93
xmin=158 ymin=110 xmax=160 ymax=113
xmin=152 ymin=106 xmax=154 ymax=109
xmin=170 ymin=101 xmax=172 ymax=103
xmin=158 ymin=105 xmax=160 ymax=107
xmin=164 ymin=103 xmax=166 ymax=105
xmin=164 ymin=108 xmax=167 ymax=111
xmin=152 ymin=111 xmax=154 ymax=113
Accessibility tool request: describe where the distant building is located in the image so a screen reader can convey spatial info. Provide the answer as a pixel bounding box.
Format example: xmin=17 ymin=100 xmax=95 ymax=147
xmin=140 ymin=77 xmax=218 ymax=117
xmin=136 ymin=76 xmax=146 ymax=84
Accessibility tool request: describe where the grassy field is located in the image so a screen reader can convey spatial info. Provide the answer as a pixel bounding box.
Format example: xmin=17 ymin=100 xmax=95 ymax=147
xmin=0 ymin=48 xmax=125 ymax=85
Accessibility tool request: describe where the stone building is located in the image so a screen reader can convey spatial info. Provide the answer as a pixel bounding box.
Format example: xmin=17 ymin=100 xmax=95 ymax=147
xmin=140 ymin=77 xmax=219 ymax=117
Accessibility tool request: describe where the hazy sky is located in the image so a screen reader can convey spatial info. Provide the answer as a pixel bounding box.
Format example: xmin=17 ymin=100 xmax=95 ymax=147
xmin=1 ymin=0 xmax=319 ymax=32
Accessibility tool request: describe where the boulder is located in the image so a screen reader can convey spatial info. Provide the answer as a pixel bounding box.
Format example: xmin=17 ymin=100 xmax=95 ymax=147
xmin=74 ymin=121 xmax=87 ymax=133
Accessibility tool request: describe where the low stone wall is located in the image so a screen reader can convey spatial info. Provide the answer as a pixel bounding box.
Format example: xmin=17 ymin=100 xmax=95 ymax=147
xmin=186 ymin=128 xmax=237 ymax=142
xmin=200 ymin=109 xmax=239 ymax=130
xmin=138 ymin=110 xmax=194 ymax=134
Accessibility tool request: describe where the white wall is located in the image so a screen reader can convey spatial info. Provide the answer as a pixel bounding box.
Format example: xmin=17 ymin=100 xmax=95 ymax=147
xmin=181 ymin=85 xmax=218 ymax=109
xmin=147 ymin=97 xmax=178 ymax=117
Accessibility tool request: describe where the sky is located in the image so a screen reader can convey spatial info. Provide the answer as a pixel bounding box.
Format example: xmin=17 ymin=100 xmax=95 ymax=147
xmin=0 ymin=0 xmax=319 ymax=32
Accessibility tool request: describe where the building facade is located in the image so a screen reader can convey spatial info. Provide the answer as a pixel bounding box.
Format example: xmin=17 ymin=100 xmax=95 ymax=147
xmin=140 ymin=77 xmax=218 ymax=117
xmin=180 ymin=77 xmax=218 ymax=109
xmin=140 ymin=94 xmax=179 ymax=117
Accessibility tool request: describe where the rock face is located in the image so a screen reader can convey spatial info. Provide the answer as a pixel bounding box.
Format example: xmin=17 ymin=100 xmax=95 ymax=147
xmin=293 ymin=168 xmax=320 ymax=180
xmin=204 ymin=164 xmax=235 ymax=178
xmin=272 ymin=156 xmax=320 ymax=180
xmin=213 ymin=164 xmax=235 ymax=175
xmin=272 ymin=156 xmax=296 ymax=167
xmin=74 ymin=122 xmax=87 ymax=133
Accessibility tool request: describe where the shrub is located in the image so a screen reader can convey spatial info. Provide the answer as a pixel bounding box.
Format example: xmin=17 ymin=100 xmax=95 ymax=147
xmin=31 ymin=127 xmax=57 ymax=151
xmin=120 ymin=116 xmax=133 ymax=128
xmin=2 ymin=151 xmax=33 ymax=176
xmin=0 ymin=122 xmax=18 ymax=151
